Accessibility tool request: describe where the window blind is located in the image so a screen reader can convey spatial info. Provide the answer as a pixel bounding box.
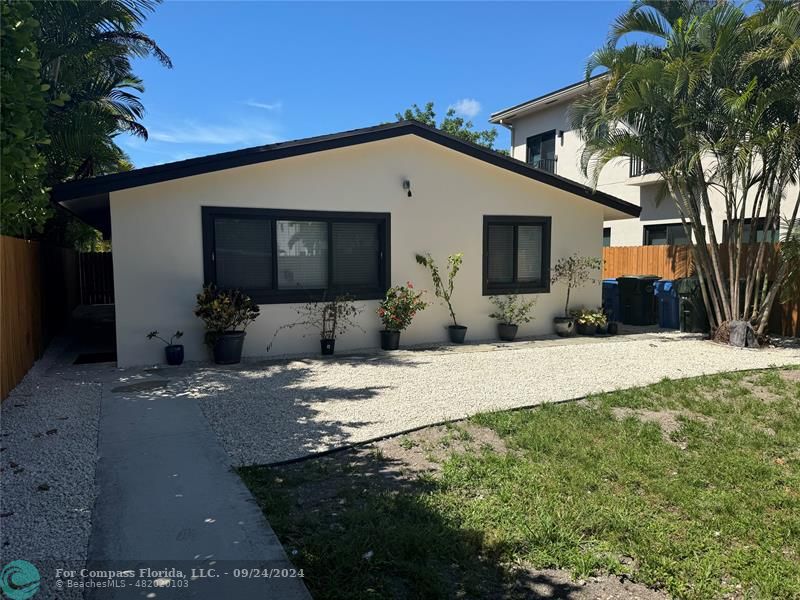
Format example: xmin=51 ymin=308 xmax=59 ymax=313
xmin=332 ymin=222 xmax=379 ymax=288
xmin=214 ymin=218 xmax=272 ymax=289
xmin=487 ymin=224 xmax=514 ymax=283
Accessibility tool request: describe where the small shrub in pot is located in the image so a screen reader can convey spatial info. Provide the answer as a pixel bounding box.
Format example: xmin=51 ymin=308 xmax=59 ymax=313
xmin=574 ymin=308 xmax=606 ymax=336
xmin=268 ymin=295 xmax=363 ymax=356
xmin=415 ymin=252 xmax=466 ymax=343
xmin=550 ymin=254 xmax=602 ymax=337
xmin=488 ymin=295 xmax=536 ymax=342
xmin=377 ymin=283 xmax=428 ymax=350
xmin=146 ymin=330 xmax=184 ymax=365
xmin=194 ymin=285 xmax=260 ymax=364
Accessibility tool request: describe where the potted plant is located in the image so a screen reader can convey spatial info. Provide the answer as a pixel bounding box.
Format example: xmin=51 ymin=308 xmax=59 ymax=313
xmin=415 ymin=252 xmax=466 ymax=343
xmin=146 ymin=330 xmax=184 ymax=365
xmin=194 ymin=285 xmax=260 ymax=364
xmin=574 ymin=308 xmax=603 ymax=336
xmin=489 ymin=295 xmax=536 ymax=342
xmin=267 ymin=295 xmax=363 ymax=356
xmin=377 ymin=283 xmax=428 ymax=350
xmin=550 ymin=254 xmax=602 ymax=337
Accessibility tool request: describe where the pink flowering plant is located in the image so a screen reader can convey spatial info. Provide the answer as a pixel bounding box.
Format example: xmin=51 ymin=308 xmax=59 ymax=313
xmin=377 ymin=283 xmax=429 ymax=332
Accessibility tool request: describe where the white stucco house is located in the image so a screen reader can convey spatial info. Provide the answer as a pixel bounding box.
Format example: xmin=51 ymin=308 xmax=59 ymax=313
xmin=54 ymin=121 xmax=638 ymax=367
xmin=490 ymin=76 xmax=798 ymax=247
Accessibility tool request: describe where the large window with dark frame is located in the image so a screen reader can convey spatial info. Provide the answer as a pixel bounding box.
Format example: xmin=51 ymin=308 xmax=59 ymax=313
xmin=525 ymin=131 xmax=557 ymax=174
xmin=643 ymin=223 xmax=690 ymax=246
xmin=483 ymin=216 xmax=551 ymax=295
xmin=722 ymin=217 xmax=780 ymax=244
xmin=202 ymin=207 xmax=390 ymax=303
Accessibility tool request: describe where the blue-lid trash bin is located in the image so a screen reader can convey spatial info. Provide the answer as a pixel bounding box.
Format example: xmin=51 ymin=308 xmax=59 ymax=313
xmin=602 ymin=279 xmax=620 ymax=322
xmin=654 ymin=280 xmax=679 ymax=329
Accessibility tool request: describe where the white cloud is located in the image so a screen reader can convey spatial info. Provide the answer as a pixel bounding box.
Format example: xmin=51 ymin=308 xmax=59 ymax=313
xmin=244 ymin=99 xmax=283 ymax=111
xmin=149 ymin=121 xmax=280 ymax=145
xmin=450 ymin=98 xmax=482 ymax=119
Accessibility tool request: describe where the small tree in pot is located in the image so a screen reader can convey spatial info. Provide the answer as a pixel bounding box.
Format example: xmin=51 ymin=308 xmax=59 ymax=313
xmin=415 ymin=252 xmax=466 ymax=343
xmin=268 ymin=295 xmax=363 ymax=356
xmin=377 ymin=282 xmax=428 ymax=350
xmin=489 ymin=295 xmax=536 ymax=342
xmin=194 ymin=285 xmax=260 ymax=364
xmin=550 ymin=254 xmax=602 ymax=337
xmin=146 ymin=330 xmax=184 ymax=365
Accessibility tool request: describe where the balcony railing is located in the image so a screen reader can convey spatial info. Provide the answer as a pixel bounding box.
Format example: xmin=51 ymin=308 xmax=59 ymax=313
xmin=629 ymin=156 xmax=655 ymax=178
xmin=531 ymin=157 xmax=557 ymax=174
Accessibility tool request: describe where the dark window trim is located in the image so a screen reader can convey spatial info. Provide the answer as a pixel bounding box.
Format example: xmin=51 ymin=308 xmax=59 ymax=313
xmin=525 ymin=130 xmax=558 ymax=173
xmin=642 ymin=222 xmax=690 ymax=246
xmin=602 ymin=227 xmax=611 ymax=247
xmin=202 ymin=206 xmax=391 ymax=304
xmin=482 ymin=215 xmax=551 ymax=296
xmin=722 ymin=217 xmax=780 ymax=243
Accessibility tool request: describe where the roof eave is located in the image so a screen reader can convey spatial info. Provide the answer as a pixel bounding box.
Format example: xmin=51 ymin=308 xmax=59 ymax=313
xmin=53 ymin=120 xmax=640 ymax=228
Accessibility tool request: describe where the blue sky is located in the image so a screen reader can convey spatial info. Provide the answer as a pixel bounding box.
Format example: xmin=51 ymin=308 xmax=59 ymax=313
xmin=120 ymin=1 xmax=629 ymax=167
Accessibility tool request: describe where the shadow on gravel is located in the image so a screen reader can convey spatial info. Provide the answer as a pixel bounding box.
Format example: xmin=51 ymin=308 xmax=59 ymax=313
xmin=118 ymin=360 xmax=419 ymax=465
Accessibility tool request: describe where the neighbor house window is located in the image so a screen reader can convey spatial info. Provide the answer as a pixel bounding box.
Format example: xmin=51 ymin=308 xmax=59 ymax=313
xmin=202 ymin=207 xmax=389 ymax=303
xmin=526 ymin=131 xmax=557 ymax=174
xmin=483 ymin=216 xmax=551 ymax=295
xmin=722 ymin=217 xmax=780 ymax=244
xmin=602 ymin=227 xmax=611 ymax=247
xmin=643 ymin=223 xmax=689 ymax=246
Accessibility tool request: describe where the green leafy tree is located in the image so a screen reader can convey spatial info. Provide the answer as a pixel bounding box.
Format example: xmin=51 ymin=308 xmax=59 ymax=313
xmin=572 ymin=0 xmax=800 ymax=340
xmin=0 ymin=1 xmax=50 ymax=236
xmin=396 ymin=102 xmax=501 ymax=151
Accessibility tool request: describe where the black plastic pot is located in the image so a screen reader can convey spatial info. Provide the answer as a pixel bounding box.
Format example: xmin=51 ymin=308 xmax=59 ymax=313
xmin=607 ymin=321 xmax=619 ymax=335
xmin=380 ymin=330 xmax=401 ymax=351
xmin=320 ymin=338 xmax=336 ymax=355
xmin=497 ymin=323 xmax=518 ymax=342
xmin=576 ymin=322 xmax=597 ymax=336
xmin=596 ymin=323 xmax=609 ymax=335
xmin=553 ymin=317 xmax=575 ymax=337
xmin=448 ymin=325 xmax=467 ymax=344
xmin=164 ymin=344 xmax=184 ymax=366
xmin=213 ymin=331 xmax=246 ymax=364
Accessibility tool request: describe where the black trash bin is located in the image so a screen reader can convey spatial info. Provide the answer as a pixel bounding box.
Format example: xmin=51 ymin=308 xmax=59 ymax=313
xmin=616 ymin=275 xmax=660 ymax=325
xmin=675 ymin=277 xmax=710 ymax=333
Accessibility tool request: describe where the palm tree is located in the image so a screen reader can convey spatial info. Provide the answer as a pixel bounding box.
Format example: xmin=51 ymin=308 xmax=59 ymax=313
xmin=572 ymin=0 xmax=800 ymax=341
xmin=33 ymin=0 xmax=172 ymax=182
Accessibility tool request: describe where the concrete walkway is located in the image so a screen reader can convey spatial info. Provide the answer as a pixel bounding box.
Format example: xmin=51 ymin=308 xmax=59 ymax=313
xmin=86 ymin=372 xmax=311 ymax=599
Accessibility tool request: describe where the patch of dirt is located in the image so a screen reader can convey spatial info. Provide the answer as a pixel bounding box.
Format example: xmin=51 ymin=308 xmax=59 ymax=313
xmin=740 ymin=378 xmax=783 ymax=403
xmin=507 ymin=565 xmax=668 ymax=600
xmin=779 ymin=369 xmax=800 ymax=384
xmin=611 ymin=407 xmax=713 ymax=448
xmin=279 ymin=422 xmax=509 ymax=509
xmin=379 ymin=422 xmax=509 ymax=476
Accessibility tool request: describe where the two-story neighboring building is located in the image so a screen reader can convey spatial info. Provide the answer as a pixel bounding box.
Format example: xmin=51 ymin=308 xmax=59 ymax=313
xmin=490 ymin=77 xmax=797 ymax=248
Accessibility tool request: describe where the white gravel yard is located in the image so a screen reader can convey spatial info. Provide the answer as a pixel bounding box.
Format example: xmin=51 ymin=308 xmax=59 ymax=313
xmin=0 ymin=351 xmax=102 ymax=599
xmin=172 ymin=333 xmax=800 ymax=466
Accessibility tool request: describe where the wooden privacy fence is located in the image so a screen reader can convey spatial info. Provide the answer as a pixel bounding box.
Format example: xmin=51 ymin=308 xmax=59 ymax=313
xmin=1 ymin=236 xmax=80 ymax=400
xmin=1 ymin=237 xmax=43 ymax=400
xmin=602 ymin=244 xmax=797 ymax=336
xmin=601 ymin=244 xmax=782 ymax=280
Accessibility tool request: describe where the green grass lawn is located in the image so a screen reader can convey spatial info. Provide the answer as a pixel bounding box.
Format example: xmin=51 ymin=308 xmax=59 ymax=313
xmin=239 ymin=368 xmax=800 ymax=600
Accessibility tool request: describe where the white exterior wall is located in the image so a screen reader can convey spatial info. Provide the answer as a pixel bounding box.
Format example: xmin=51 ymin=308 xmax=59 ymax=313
xmin=506 ymin=100 xmax=798 ymax=246
xmin=111 ymin=135 xmax=612 ymax=367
